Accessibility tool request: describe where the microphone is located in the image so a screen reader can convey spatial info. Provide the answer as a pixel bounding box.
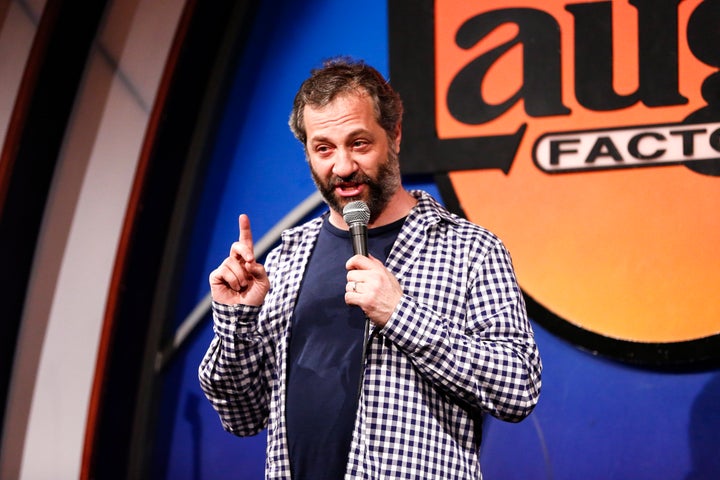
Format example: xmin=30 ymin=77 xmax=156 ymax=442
xmin=343 ymin=201 xmax=371 ymax=399
xmin=342 ymin=200 xmax=370 ymax=256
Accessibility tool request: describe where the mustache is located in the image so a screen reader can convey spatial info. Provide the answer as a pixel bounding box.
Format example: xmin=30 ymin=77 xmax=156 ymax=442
xmin=329 ymin=171 xmax=372 ymax=187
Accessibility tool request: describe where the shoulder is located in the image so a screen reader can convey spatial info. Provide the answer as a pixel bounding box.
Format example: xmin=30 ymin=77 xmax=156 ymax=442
xmin=410 ymin=189 xmax=501 ymax=250
xmin=282 ymin=215 xmax=324 ymax=239
xmin=263 ymin=215 xmax=324 ymax=267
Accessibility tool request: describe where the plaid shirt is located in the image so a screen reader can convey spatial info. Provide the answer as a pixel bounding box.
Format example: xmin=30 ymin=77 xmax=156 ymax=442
xmin=199 ymin=190 xmax=542 ymax=479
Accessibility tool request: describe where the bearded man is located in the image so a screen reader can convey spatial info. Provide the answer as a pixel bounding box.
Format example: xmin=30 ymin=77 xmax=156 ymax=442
xmin=199 ymin=57 xmax=542 ymax=480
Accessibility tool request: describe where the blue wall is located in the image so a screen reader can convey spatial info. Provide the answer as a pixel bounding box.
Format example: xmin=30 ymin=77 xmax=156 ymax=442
xmin=153 ymin=1 xmax=720 ymax=478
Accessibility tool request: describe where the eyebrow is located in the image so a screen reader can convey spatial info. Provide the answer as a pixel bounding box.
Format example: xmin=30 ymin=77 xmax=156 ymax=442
xmin=309 ymin=128 xmax=375 ymax=144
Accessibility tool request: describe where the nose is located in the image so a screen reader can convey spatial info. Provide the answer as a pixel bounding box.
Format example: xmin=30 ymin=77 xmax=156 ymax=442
xmin=332 ymin=148 xmax=357 ymax=178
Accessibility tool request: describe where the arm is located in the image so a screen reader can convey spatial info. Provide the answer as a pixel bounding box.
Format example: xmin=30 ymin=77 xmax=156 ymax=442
xmin=360 ymin=239 xmax=542 ymax=422
xmin=198 ymin=302 xmax=274 ymax=435
xmin=198 ymin=214 xmax=276 ymax=435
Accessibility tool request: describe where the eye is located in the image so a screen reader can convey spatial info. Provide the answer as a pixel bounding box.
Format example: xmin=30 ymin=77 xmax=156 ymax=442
xmin=314 ymin=144 xmax=333 ymax=156
xmin=352 ymin=139 xmax=370 ymax=151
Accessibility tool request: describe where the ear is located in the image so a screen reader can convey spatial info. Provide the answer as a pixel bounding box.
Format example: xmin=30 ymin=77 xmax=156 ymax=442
xmin=393 ymin=123 xmax=402 ymax=153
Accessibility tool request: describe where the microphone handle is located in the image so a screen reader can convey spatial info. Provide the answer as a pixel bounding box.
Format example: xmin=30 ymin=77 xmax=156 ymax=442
xmin=349 ymin=221 xmax=369 ymax=404
xmin=349 ymin=223 xmax=368 ymax=256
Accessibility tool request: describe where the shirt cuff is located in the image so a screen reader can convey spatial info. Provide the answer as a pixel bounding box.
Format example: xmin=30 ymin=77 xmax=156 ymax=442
xmin=211 ymin=301 xmax=262 ymax=340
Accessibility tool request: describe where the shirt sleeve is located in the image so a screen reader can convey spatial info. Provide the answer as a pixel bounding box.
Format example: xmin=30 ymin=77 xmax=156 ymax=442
xmin=380 ymin=238 xmax=542 ymax=422
xmin=198 ymin=301 xmax=274 ymax=436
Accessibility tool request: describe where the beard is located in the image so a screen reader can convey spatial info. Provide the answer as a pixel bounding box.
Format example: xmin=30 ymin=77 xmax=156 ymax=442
xmin=310 ymin=149 xmax=401 ymax=223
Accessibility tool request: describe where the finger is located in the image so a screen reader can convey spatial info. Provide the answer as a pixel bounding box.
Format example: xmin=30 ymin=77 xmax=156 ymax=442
xmin=346 ymin=280 xmax=361 ymax=294
xmin=344 ymin=288 xmax=360 ymax=305
xmin=346 ymin=254 xmax=374 ymax=271
xmin=210 ymin=264 xmax=244 ymax=291
xmin=346 ymin=270 xmax=371 ymax=287
xmin=244 ymin=258 xmax=268 ymax=281
xmin=228 ymin=257 xmax=255 ymax=284
xmin=230 ymin=240 xmax=255 ymax=263
xmin=238 ymin=214 xmax=255 ymax=250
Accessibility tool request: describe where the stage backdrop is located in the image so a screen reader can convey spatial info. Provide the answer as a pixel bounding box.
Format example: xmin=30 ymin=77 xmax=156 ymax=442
xmin=155 ymin=1 xmax=719 ymax=478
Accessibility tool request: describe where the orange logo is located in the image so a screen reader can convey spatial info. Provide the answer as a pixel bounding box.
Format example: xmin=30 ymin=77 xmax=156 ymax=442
xmin=390 ymin=0 xmax=720 ymax=365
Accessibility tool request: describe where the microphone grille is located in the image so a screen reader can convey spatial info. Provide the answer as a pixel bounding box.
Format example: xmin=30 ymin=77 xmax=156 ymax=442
xmin=342 ymin=201 xmax=370 ymax=226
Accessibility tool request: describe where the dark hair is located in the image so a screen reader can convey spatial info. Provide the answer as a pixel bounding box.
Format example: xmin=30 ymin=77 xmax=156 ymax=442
xmin=289 ymin=57 xmax=403 ymax=146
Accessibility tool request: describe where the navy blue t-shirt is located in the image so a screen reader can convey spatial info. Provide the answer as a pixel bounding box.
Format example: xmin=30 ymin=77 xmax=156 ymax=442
xmin=286 ymin=215 xmax=404 ymax=479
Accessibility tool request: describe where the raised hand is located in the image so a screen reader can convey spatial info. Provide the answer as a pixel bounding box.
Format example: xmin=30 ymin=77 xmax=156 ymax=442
xmin=209 ymin=214 xmax=270 ymax=306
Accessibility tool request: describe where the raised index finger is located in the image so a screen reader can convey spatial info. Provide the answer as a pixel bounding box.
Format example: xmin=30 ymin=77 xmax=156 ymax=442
xmin=238 ymin=214 xmax=254 ymax=250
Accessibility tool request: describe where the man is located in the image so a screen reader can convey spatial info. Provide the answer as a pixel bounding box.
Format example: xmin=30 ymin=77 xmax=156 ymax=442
xmin=199 ymin=57 xmax=542 ymax=479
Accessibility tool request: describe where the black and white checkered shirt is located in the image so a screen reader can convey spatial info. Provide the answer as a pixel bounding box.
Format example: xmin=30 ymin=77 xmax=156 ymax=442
xmin=199 ymin=190 xmax=542 ymax=479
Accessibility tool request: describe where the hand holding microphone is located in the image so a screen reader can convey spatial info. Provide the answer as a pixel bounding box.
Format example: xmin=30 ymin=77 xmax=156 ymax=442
xmin=343 ymin=201 xmax=402 ymax=327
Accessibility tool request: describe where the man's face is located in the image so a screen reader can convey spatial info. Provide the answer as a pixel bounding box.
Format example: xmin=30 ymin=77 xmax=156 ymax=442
xmin=304 ymin=92 xmax=401 ymax=222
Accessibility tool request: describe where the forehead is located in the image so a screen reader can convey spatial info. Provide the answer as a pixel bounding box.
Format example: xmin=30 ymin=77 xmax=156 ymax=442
xmin=303 ymin=92 xmax=380 ymax=138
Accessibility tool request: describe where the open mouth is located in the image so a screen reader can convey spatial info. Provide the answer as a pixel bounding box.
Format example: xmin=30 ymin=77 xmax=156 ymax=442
xmin=335 ymin=181 xmax=363 ymax=197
